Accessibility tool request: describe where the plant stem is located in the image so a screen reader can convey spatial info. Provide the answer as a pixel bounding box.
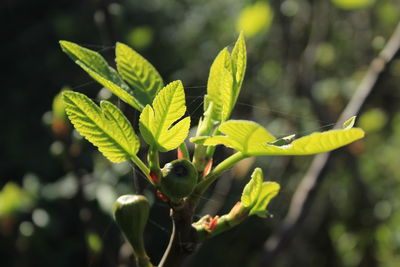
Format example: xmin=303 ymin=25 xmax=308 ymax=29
xmin=192 ymin=102 xmax=216 ymax=171
xmin=193 ymin=202 xmax=249 ymax=241
xmin=130 ymin=155 xmax=151 ymax=181
xmin=158 ymin=208 xmax=198 ymax=267
xmin=178 ymin=142 xmax=190 ymax=159
xmin=196 ymin=152 xmax=246 ymax=195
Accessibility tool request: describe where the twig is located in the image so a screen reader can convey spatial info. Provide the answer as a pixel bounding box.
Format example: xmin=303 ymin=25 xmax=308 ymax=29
xmin=260 ymin=21 xmax=400 ymax=265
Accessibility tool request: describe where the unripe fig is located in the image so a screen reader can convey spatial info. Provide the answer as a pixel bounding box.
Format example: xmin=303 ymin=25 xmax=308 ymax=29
xmin=160 ymin=159 xmax=198 ymax=202
xmin=113 ymin=195 xmax=150 ymax=264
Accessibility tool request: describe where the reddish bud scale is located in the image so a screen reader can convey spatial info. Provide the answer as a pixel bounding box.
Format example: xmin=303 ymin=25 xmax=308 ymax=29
xmin=202 ymin=158 xmax=213 ymax=178
xmin=177 ymin=147 xmax=184 ymax=159
xmin=156 ymin=190 xmax=169 ymax=202
xmin=229 ymin=201 xmax=249 ymax=219
xmin=149 ymin=171 xmax=159 ymax=184
xmin=205 ymin=216 xmax=219 ymax=232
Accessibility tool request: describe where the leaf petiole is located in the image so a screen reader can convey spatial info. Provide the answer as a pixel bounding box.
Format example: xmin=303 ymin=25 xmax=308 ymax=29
xmin=195 ymin=152 xmax=246 ymax=195
xmin=130 ymin=155 xmax=151 ymax=182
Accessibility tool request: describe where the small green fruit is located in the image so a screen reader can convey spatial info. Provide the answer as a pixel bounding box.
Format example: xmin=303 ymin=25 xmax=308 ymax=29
xmin=113 ymin=195 xmax=149 ymax=260
xmin=160 ymin=159 xmax=198 ymax=202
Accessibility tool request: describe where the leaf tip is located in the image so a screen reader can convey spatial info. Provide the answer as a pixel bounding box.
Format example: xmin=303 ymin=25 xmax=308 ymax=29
xmin=343 ymin=116 xmax=357 ymax=129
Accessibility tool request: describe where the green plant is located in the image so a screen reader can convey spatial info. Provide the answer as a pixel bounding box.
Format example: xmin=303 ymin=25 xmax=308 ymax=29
xmin=59 ymin=33 xmax=364 ymax=267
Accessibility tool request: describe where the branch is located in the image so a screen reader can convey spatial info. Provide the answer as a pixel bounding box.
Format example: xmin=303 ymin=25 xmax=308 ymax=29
xmin=260 ymin=21 xmax=400 ymax=265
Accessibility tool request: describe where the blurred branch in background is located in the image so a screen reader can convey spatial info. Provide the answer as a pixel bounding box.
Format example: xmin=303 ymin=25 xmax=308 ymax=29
xmin=261 ymin=21 xmax=400 ymax=266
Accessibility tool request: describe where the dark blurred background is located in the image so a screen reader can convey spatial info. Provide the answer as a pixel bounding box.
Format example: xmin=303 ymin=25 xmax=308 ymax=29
xmin=1 ymin=0 xmax=400 ymax=266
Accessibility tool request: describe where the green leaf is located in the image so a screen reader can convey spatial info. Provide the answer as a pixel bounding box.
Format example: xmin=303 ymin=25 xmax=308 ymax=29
xmin=199 ymin=119 xmax=365 ymax=156
xmin=241 ymin=168 xmax=263 ymax=208
xmin=139 ymin=80 xmax=191 ymax=152
xmin=191 ymin=120 xmax=275 ymax=154
xmin=343 ymin=116 xmax=356 ymax=129
xmin=63 ymin=91 xmax=140 ymax=162
xmin=231 ymin=32 xmax=246 ymax=104
xmin=59 ymin=41 xmax=142 ymax=111
xmin=116 ymin=42 xmax=163 ymax=106
xmin=205 ymin=34 xmax=247 ymax=123
xmin=206 ymin=48 xmax=233 ymax=122
xmin=204 ymin=34 xmax=247 ymax=123
xmin=250 ymin=182 xmax=280 ymax=217
xmin=240 ymin=168 xmax=280 ymax=218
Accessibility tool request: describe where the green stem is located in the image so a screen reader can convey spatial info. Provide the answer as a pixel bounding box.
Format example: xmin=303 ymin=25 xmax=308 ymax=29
xmin=148 ymin=146 xmax=161 ymax=174
xmin=193 ymin=202 xmax=249 ymax=241
xmin=130 ymin=154 xmax=151 ymax=180
xmin=192 ymin=103 xmax=216 ymax=171
xmin=189 ymin=152 xmax=246 ymax=206
xmin=178 ymin=142 xmax=190 ymax=159
xmin=131 ymin=234 xmax=153 ymax=267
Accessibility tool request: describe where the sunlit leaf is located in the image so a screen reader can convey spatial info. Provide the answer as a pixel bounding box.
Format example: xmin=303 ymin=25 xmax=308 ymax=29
xmin=116 ymin=42 xmax=163 ymax=106
xmin=139 ymin=80 xmax=190 ymax=152
xmin=206 ymin=48 xmax=233 ymax=122
xmin=343 ymin=116 xmax=356 ymax=129
xmin=63 ymin=91 xmax=139 ymax=162
xmin=204 ymin=33 xmax=247 ymax=124
xmin=196 ymin=120 xmax=365 ymax=156
xmin=191 ymin=120 xmax=275 ymax=154
xmin=59 ymin=41 xmax=142 ymax=110
xmin=241 ymin=168 xmax=263 ymax=208
xmin=250 ymin=181 xmax=280 ymax=217
xmin=240 ymin=168 xmax=280 ymax=218
xmin=231 ymin=32 xmax=247 ymax=101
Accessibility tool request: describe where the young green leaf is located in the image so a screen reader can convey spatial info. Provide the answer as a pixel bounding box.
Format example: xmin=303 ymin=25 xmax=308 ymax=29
xmin=343 ymin=116 xmax=356 ymax=129
xmin=230 ymin=31 xmax=246 ymax=106
xmin=59 ymin=41 xmax=142 ymax=111
xmin=241 ymin=168 xmax=263 ymax=208
xmin=116 ymin=42 xmax=163 ymax=106
xmin=204 ymin=33 xmax=247 ymax=123
xmin=241 ymin=168 xmax=280 ymax=218
xmin=206 ymin=48 xmax=233 ymax=122
xmin=139 ymin=80 xmax=191 ymax=152
xmin=63 ymin=91 xmax=139 ymax=162
xmin=250 ymin=182 xmax=280 ymax=217
xmin=195 ymin=119 xmax=365 ymax=156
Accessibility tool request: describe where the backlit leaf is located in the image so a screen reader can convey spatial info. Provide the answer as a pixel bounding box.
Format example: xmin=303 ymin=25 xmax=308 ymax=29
xmin=191 ymin=120 xmax=275 ymax=155
xmin=116 ymin=42 xmax=163 ymax=106
xmin=205 ymin=33 xmax=247 ymax=123
xmin=343 ymin=116 xmax=356 ymax=129
xmin=206 ymin=48 xmax=233 ymax=122
xmin=241 ymin=168 xmax=263 ymax=208
xmin=63 ymin=91 xmax=139 ymax=162
xmin=197 ymin=120 xmax=365 ymax=156
xmin=59 ymin=41 xmax=142 ymax=110
xmin=231 ymin=31 xmax=246 ymax=101
xmin=139 ymin=81 xmax=190 ymax=152
xmin=250 ymin=181 xmax=280 ymax=217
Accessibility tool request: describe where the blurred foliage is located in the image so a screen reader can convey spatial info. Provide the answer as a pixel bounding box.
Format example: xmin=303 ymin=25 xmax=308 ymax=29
xmin=2 ymin=0 xmax=400 ymax=266
xmin=332 ymin=0 xmax=376 ymax=10
xmin=236 ymin=1 xmax=274 ymax=38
